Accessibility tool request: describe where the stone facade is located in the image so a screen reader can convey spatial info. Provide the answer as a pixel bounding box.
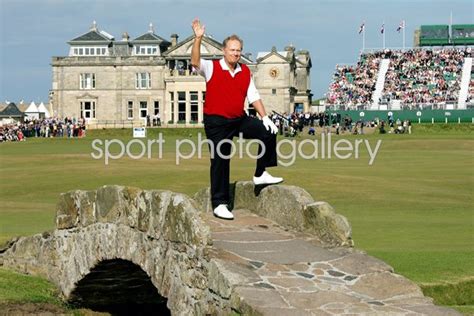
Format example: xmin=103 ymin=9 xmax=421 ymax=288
xmin=50 ymin=23 xmax=312 ymax=128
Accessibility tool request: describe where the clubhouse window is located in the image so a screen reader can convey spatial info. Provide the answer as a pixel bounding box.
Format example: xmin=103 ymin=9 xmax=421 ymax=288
xmin=136 ymin=72 xmax=151 ymax=89
xmin=178 ymin=92 xmax=186 ymax=122
xmin=140 ymin=101 xmax=148 ymax=119
xmin=80 ymin=73 xmax=95 ymax=89
xmin=80 ymin=101 xmax=96 ymax=119
xmin=127 ymin=101 xmax=133 ymax=119
xmin=190 ymin=91 xmax=198 ymax=122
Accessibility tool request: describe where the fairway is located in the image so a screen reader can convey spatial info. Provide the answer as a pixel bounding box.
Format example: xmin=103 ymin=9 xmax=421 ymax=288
xmin=0 ymin=125 xmax=473 ymax=289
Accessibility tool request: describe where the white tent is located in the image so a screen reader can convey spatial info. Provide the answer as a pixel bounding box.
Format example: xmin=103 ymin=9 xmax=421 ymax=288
xmin=24 ymin=101 xmax=40 ymax=119
xmin=37 ymin=102 xmax=51 ymax=118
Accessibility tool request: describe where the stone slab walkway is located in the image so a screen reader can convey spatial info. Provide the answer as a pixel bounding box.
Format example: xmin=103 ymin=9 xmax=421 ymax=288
xmin=204 ymin=209 xmax=459 ymax=316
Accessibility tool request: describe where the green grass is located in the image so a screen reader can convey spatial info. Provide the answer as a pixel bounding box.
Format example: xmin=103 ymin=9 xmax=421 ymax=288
xmin=0 ymin=267 xmax=61 ymax=304
xmin=0 ymin=268 xmax=88 ymax=314
xmin=0 ymin=123 xmax=473 ymax=311
xmin=454 ymin=305 xmax=474 ymax=315
xmin=421 ymin=280 xmax=474 ymax=306
xmin=410 ymin=122 xmax=473 ymax=135
xmin=421 ymin=280 xmax=474 ymax=315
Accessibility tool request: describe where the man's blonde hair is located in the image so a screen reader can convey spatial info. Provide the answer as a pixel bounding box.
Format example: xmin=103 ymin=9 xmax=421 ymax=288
xmin=223 ymin=34 xmax=243 ymax=49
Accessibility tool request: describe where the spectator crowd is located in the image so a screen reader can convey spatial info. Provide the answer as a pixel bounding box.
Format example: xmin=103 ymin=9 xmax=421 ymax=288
xmin=326 ymin=52 xmax=382 ymax=106
xmin=0 ymin=117 xmax=86 ymax=143
xmin=270 ymin=112 xmax=367 ymax=136
xmin=326 ymin=48 xmax=472 ymax=108
xmin=268 ymin=111 xmax=412 ymax=137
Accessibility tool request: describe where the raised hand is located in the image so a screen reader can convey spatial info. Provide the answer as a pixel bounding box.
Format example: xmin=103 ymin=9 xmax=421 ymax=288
xmin=191 ymin=18 xmax=205 ymax=38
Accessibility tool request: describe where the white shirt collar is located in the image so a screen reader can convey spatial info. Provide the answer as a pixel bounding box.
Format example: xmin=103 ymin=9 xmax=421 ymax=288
xmin=219 ymin=58 xmax=241 ymax=77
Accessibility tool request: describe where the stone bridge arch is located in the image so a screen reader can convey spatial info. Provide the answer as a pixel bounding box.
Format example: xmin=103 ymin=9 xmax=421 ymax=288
xmin=0 ymin=185 xmax=213 ymax=315
xmin=68 ymin=259 xmax=168 ymax=313
xmin=2 ymin=183 xmax=453 ymax=315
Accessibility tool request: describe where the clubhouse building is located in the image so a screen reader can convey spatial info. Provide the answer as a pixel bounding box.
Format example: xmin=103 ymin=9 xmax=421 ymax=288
xmin=50 ymin=22 xmax=312 ymax=127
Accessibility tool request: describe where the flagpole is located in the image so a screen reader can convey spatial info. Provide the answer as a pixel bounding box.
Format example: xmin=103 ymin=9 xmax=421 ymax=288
xmin=363 ymin=27 xmax=366 ymax=51
xmin=383 ymin=21 xmax=385 ymax=49
xmin=402 ymin=21 xmax=405 ymax=51
xmin=450 ymin=11 xmax=453 ymax=44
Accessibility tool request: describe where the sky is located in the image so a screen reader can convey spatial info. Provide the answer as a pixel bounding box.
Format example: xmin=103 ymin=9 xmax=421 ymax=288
xmin=0 ymin=0 xmax=473 ymax=103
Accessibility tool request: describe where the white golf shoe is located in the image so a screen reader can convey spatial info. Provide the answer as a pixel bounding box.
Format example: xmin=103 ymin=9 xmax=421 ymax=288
xmin=213 ymin=204 xmax=234 ymax=220
xmin=253 ymin=171 xmax=284 ymax=185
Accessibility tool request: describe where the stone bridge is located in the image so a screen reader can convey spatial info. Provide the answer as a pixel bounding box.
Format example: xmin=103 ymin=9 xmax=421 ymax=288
xmin=0 ymin=183 xmax=459 ymax=315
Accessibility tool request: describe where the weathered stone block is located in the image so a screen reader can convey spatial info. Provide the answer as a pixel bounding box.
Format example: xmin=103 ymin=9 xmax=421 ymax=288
xmin=95 ymin=185 xmax=127 ymax=223
xmin=56 ymin=190 xmax=98 ymax=229
xmin=166 ymin=193 xmax=210 ymax=246
xmin=136 ymin=191 xmax=152 ymax=232
xmin=256 ymin=185 xmax=315 ymax=230
xmin=193 ymin=187 xmax=212 ymax=213
xmin=350 ymin=271 xmax=424 ymax=300
xmin=56 ymin=192 xmax=80 ymax=229
xmin=77 ymin=190 xmax=97 ymax=227
xmin=146 ymin=190 xmax=171 ymax=239
xmin=120 ymin=186 xmax=143 ymax=228
xmin=304 ymin=202 xmax=353 ymax=247
xmin=330 ymin=252 xmax=394 ymax=275
xmin=208 ymin=260 xmax=234 ymax=299
xmin=233 ymin=181 xmax=260 ymax=211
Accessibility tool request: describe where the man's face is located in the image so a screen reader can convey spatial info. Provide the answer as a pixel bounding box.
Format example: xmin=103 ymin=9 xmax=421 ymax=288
xmin=223 ymin=39 xmax=242 ymax=67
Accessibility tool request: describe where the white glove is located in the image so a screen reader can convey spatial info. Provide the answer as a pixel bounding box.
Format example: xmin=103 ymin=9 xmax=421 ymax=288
xmin=262 ymin=116 xmax=278 ymax=134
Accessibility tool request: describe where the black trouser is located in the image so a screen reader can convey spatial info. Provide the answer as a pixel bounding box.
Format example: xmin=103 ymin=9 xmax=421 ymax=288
xmin=204 ymin=114 xmax=278 ymax=209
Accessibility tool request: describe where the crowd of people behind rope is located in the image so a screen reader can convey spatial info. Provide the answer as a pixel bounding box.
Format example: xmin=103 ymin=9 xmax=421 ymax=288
xmin=269 ymin=111 xmax=411 ymax=136
xmin=0 ymin=117 xmax=86 ymax=142
xmin=1 ymin=111 xmax=414 ymax=143
xmin=327 ymin=48 xmax=472 ymax=107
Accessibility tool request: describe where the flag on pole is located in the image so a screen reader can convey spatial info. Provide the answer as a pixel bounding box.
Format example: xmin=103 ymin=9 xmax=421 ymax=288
xmin=380 ymin=23 xmax=385 ymax=34
xmin=359 ymin=22 xmax=365 ymax=34
xmin=397 ymin=20 xmax=405 ymax=32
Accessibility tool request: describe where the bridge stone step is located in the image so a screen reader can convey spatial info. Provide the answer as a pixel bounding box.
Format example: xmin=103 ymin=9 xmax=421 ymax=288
xmin=204 ymin=209 xmax=459 ymax=315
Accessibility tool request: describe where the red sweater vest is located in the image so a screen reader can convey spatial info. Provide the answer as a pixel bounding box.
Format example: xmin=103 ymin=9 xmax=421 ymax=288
xmin=204 ymin=60 xmax=251 ymax=118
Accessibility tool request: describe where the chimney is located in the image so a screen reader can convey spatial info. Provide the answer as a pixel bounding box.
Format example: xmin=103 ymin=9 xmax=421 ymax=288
xmin=284 ymin=44 xmax=295 ymax=52
xmin=285 ymin=44 xmax=295 ymax=60
xmin=122 ymin=32 xmax=129 ymax=42
xmin=90 ymin=20 xmax=97 ymax=31
xmin=171 ymin=34 xmax=179 ymax=47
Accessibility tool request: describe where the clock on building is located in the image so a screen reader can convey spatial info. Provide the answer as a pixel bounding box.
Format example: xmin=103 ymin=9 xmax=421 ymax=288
xmin=269 ymin=67 xmax=279 ymax=78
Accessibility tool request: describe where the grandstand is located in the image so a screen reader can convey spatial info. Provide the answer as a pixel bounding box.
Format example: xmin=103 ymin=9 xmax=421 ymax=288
xmin=326 ymin=24 xmax=474 ymax=111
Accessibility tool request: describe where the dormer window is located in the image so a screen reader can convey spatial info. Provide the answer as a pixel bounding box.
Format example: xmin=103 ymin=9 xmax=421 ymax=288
xmin=134 ymin=45 xmax=158 ymax=55
xmin=71 ymin=46 xmax=108 ymax=56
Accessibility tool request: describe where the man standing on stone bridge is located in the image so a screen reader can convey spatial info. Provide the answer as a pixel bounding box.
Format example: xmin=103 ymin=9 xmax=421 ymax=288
xmin=191 ymin=18 xmax=283 ymax=220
